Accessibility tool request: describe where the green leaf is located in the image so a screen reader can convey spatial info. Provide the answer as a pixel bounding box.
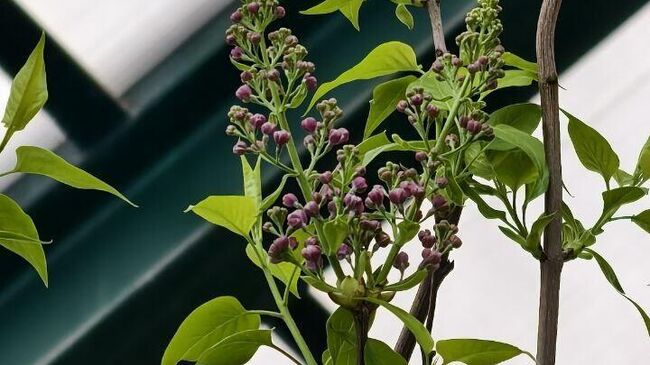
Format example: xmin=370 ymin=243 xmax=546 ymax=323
xmin=464 ymin=143 xmax=495 ymax=180
xmin=498 ymin=226 xmax=527 ymax=248
xmin=596 ymin=187 xmax=646 ymax=229
xmin=0 ymin=194 xmax=47 ymax=286
xmin=613 ymin=169 xmax=635 ymax=187
xmin=436 ymin=338 xmax=534 ymax=365
xmin=365 ymin=339 xmax=407 ymax=365
xmin=306 ymin=41 xmax=420 ymax=112
xmin=525 ymin=212 xmax=556 ymax=255
xmin=461 ymin=183 xmax=506 ymax=221
xmin=490 ymin=124 xmax=545 ymax=175
xmin=364 ymin=76 xmax=416 ymax=138
xmin=2 ymin=33 xmax=47 ymax=137
xmin=358 ymin=132 xmax=392 ymax=155
xmin=564 ymin=110 xmax=619 ymax=183
xmin=186 ymin=195 xmax=257 ymax=237
xmin=322 ymin=217 xmax=349 ymax=255
xmin=196 ymin=329 xmax=272 ymax=365
xmin=364 ymin=297 xmax=434 ymax=355
xmin=502 ymin=52 xmax=538 ymax=75
xmin=487 ymin=150 xmax=538 ymax=191
xmin=162 ymin=296 xmax=261 ymax=365
xmin=260 ymin=173 xmax=293 ymax=212
xmin=584 ymin=249 xmax=650 ymax=337
xmin=327 ymin=308 xmax=357 ymax=365
xmin=632 ymin=210 xmax=650 ymax=233
xmin=408 ymin=71 xmax=454 ymax=107
xmin=7 ymin=146 xmax=136 ymax=206
xmin=394 ymin=220 xmax=420 ymax=246
xmin=636 ymin=136 xmax=650 ymax=181
xmin=301 ymin=0 xmax=365 ymax=30
xmin=383 ymin=269 xmax=428 ymax=292
xmin=322 ymin=350 xmax=333 ymax=365
xmin=482 ymin=70 xmax=536 ymax=97
xmin=246 ymin=244 xmax=300 ymax=297
xmin=488 ymin=103 xmax=541 ymax=135
xmin=241 ymin=156 xmax=262 ymax=208
xmin=394 ymin=4 xmax=414 ymax=30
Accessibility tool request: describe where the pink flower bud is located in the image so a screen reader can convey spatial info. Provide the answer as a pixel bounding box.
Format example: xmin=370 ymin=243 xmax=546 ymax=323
xmin=389 ymin=188 xmax=408 ymax=204
xmin=393 ymin=251 xmax=410 ymax=272
xmin=230 ymin=10 xmax=243 ymax=23
xmin=351 ymin=176 xmax=368 ymax=193
xmin=249 ymin=114 xmax=266 ymax=129
xmin=287 ymin=209 xmax=308 ymax=228
xmin=282 ymin=193 xmax=299 ymax=208
xmin=274 ymin=6 xmax=286 ymax=18
xmin=230 ymin=47 xmax=243 ymax=60
xmin=235 ymin=85 xmax=252 ymax=101
xmin=301 ymin=117 xmax=318 ymax=134
xmin=318 ymin=171 xmax=333 ymax=184
xmin=273 ymin=130 xmax=291 ymax=145
xmin=328 ymin=128 xmax=349 ymax=145
xmin=247 ymin=2 xmax=260 ymax=14
xmin=232 ymin=141 xmax=248 ymax=155
xmin=261 ymin=122 xmax=276 ymax=136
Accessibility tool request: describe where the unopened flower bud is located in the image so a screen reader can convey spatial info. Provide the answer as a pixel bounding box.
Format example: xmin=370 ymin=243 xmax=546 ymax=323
xmin=337 ymin=244 xmax=352 ymax=260
xmin=451 ymin=56 xmax=463 ymax=67
xmin=230 ymin=9 xmax=243 ymax=23
xmin=468 ymin=62 xmax=480 ymax=74
xmin=393 ymin=251 xmax=410 ymax=272
xmin=230 ymin=47 xmax=243 ymax=60
xmin=375 ymin=231 xmax=391 ymax=248
xmin=466 ymin=119 xmax=482 ymax=134
xmin=274 ymin=6 xmax=286 ymax=18
xmin=226 ymin=35 xmax=236 ymax=46
xmin=432 ymin=60 xmax=444 ymax=72
xmin=431 ymin=194 xmax=448 ymax=210
xmin=449 ymin=235 xmax=463 ymax=248
xmin=318 ymin=171 xmax=333 ymax=184
xmin=366 ymin=185 xmax=385 ymax=207
xmin=306 ymin=236 xmax=319 ymax=246
xmin=435 ymin=176 xmax=448 ymax=188
xmin=343 ymin=194 xmax=364 ymax=215
xmin=303 ymin=73 xmax=318 ymax=91
xmin=303 ymin=201 xmax=320 ymax=217
xmin=240 ymin=71 xmax=253 ymax=82
xmin=426 ymin=104 xmax=439 ymax=118
xmin=410 ymin=94 xmax=423 ymax=106
xmin=360 ymin=219 xmax=381 ymax=232
xmin=396 ymin=100 xmax=408 ymax=113
xmin=246 ymin=2 xmax=260 ymax=14
xmin=273 ymin=130 xmax=290 ymax=145
xmin=287 ymin=209 xmax=308 ymax=228
xmin=478 ymin=55 xmax=489 ymax=65
xmin=389 ymin=188 xmax=408 ymax=204
xmin=351 ymin=176 xmax=368 ymax=192
xmin=235 ymin=84 xmax=252 ymax=101
xmin=301 ymin=244 xmax=321 ymax=261
xmin=328 ymin=128 xmax=349 ymax=145
xmin=415 ymin=151 xmax=428 ymax=162
xmin=250 ymin=114 xmax=266 ymax=129
xmin=445 ymin=134 xmax=459 ymax=148
xmin=247 ymin=32 xmax=261 ymax=44
xmin=301 ymin=117 xmax=318 ymax=134
xmin=232 ymin=141 xmax=248 ymax=155
xmin=282 ymin=193 xmax=299 ymax=208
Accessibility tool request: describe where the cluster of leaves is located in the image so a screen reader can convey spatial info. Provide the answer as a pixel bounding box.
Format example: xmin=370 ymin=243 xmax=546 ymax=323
xmin=166 ymin=0 xmax=650 ymax=364
xmin=0 ymin=34 xmax=134 ymax=286
xmin=301 ymin=0 xmax=426 ymax=31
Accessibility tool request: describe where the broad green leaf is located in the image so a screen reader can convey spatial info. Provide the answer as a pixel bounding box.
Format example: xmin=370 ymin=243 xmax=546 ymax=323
xmin=301 ymin=0 xmax=365 ymax=30
xmin=260 ymin=173 xmax=293 ymax=212
xmin=384 ymin=270 xmax=428 ymax=292
xmin=327 ymin=308 xmax=357 ymax=365
xmin=323 ymin=217 xmax=349 ymax=255
xmin=487 ymin=150 xmax=538 ymax=191
xmin=613 ymin=169 xmax=634 ymax=187
xmin=196 ymin=329 xmax=272 ymax=365
xmin=584 ymin=249 xmax=650 ymax=336
xmin=162 ymin=296 xmax=260 ymax=365
xmin=241 ymin=156 xmax=262 ymax=208
xmin=364 ymin=297 xmax=434 ymax=354
xmin=365 ymin=339 xmax=407 ymax=365
xmin=358 ymin=132 xmax=391 ymax=155
xmin=502 ymin=52 xmax=538 ymax=75
xmin=186 ymin=195 xmax=256 ymax=237
xmin=394 ymin=4 xmax=414 ymax=30
xmin=462 ymin=183 xmax=506 ymax=221
xmin=464 ymin=143 xmax=495 ymax=180
xmin=8 ymin=146 xmax=136 ymax=206
xmin=498 ymin=226 xmax=526 ymax=248
xmin=436 ymin=338 xmax=534 ymax=365
xmin=524 ymin=165 xmax=549 ymax=205
xmin=565 ymin=110 xmax=619 ymax=183
xmin=323 ymin=350 xmax=333 ymax=365
xmin=0 ymin=194 xmax=47 ymax=286
xmin=488 ymin=103 xmax=541 ymax=135
xmin=408 ymin=71 xmax=454 ymax=107
xmin=490 ymin=124 xmax=546 ymax=175
xmin=246 ymin=244 xmax=300 ymax=297
xmin=394 ymin=220 xmax=420 ymax=246
xmin=302 ymin=276 xmax=339 ymax=293
xmin=2 ymin=33 xmax=47 ymax=137
xmin=364 ymin=76 xmax=417 ymax=138
xmin=525 ymin=212 xmax=556 ymax=256
xmin=596 ymin=187 xmax=646 ymax=230
xmin=632 ymin=210 xmax=650 ymax=234
xmin=637 ymin=136 xmax=650 ymax=180
xmin=306 ymin=42 xmax=420 ymax=112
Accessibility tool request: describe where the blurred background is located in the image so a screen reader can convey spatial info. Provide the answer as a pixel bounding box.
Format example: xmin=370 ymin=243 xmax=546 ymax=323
xmin=0 ymin=0 xmax=648 ymax=364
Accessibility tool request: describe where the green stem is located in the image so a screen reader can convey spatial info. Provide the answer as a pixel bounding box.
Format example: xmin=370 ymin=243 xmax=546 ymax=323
xmin=433 ymin=77 xmax=471 ymax=152
xmin=270 ymin=344 xmax=304 ymax=365
xmin=249 ymin=310 xmax=284 ymax=319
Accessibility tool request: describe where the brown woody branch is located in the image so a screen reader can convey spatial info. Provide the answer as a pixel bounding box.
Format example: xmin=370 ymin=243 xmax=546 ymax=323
xmin=426 ymin=0 xmax=447 ymax=55
xmin=535 ymin=0 xmax=564 ymax=364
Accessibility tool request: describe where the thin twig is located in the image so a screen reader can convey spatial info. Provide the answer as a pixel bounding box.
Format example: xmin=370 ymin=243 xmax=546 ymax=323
xmin=426 ymin=0 xmax=448 ymax=55
xmin=535 ymin=0 xmax=564 ymax=364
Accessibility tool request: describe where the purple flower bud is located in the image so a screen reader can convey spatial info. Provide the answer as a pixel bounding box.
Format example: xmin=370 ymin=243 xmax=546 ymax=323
xmin=232 ymin=141 xmax=248 ymax=155
xmin=247 ymin=2 xmax=260 ymax=14
xmin=318 ymin=171 xmax=333 ymax=184
xmin=274 ymin=5 xmax=286 ymax=18
xmin=431 ymin=194 xmax=448 ymax=210
xmin=261 ymin=122 xmax=276 ymax=136
xmin=303 ymin=73 xmax=318 ymax=91
xmin=459 ymin=116 xmax=469 ymax=129
xmin=305 ymin=256 xmax=322 ymax=271
xmin=306 ymin=236 xmax=319 ymax=246
xmin=303 ymin=201 xmax=320 ymax=217
xmin=467 ymin=63 xmax=480 ymax=74
xmin=282 ymin=193 xmax=299 ymax=208
xmin=366 ymin=185 xmax=385 ymax=208
xmin=327 ymin=200 xmax=337 ymax=217
xmin=301 ymin=117 xmax=318 ymax=134
xmin=273 ymin=130 xmax=290 ymax=145
xmin=393 ymin=251 xmax=410 ymax=272
xmin=478 ymin=55 xmax=489 ymax=65
xmin=396 ymin=100 xmax=408 ymax=113
xmin=226 ymin=35 xmax=236 ymax=46
xmin=466 ymin=119 xmax=482 ymax=134
xmin=415 ymin=151 xmax=428 ymax=162
xmin=230 ymin=47 xmax=243 ymax=60
xmin=351 ymin=176 xmax=368 ymax=193
xmin=432 ymin=60 xmax=444 ymax=72
xmin=426 ymin=104 xmax=439 ymax=118
xmin=389 ymin=188 xmax=408 ymax=205
xmin=360 ymin=219 xmax=381 ymax=232
xmin=287 ymin=209 xmax=308 ymax=228
xmin=343 ymin=194 xmax=364 ymax=215
xmin=250 ymin=114 xmax=266 ymax=129
xmin=235 ymin=85 xmax=252 ymax=101
xmin=320 ymin=184 xmax=334 ymax=201
xmin=230 ymin=9 xmax=243 ymax=23
xmin=267 ymin=69 xmax=280 ymax=82
xmin=375 ymin=231 xmax=391 ymax=248
xmin=328 ymin=128 xmax=349 ymax=145
xmin=289 ymin=236 xmax=299 ymax=250
xmin=449 ymin=235 xmax=463 ymax=248
xmin=410 ymin=94 xmax=423 ymax=106
xmin=337 ymin=244 xmax=352 ymax=260
xmin=301 ymin=244 xmax=321 ymax=262
xmin=435 ymin=176 xmax=448 ymax=188
xmin=240 ymin=71 xmax=253 ymax=82
xmin=451 ymin=56 xmax=463 ymax=67
xmin=421 ymin=248 xmax=442 ymax=269
xmin=418 ymin=230 xmax=437 ymax=248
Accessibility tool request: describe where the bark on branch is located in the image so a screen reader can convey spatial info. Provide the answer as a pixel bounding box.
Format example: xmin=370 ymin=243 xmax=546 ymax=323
xmin=427 ymin=0 xmax=447 ymax=55
xmin=535 ymin=0 xmax=564 ymax=364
